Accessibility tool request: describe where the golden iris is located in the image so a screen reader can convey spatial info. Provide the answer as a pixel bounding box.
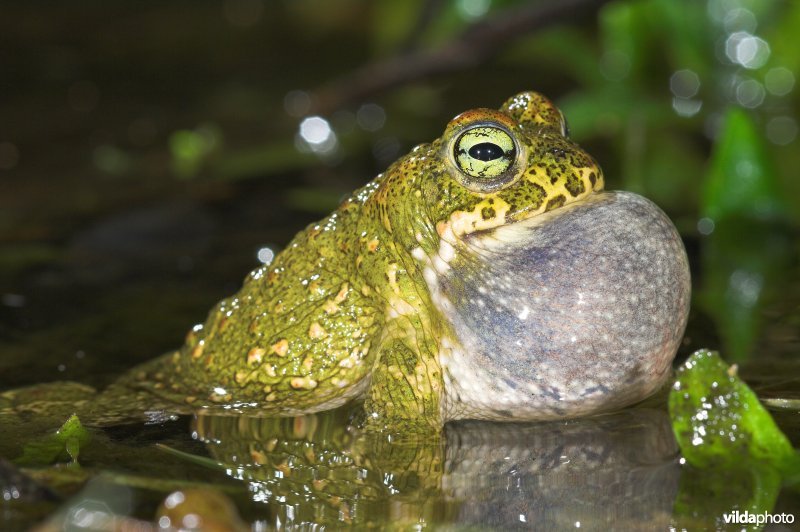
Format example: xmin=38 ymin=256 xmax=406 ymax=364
xmin=454 ymin=126 xmax=515 ymax=179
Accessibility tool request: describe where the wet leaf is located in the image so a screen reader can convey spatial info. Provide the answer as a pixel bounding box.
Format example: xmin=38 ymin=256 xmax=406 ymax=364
xmin=668 ymin=350 xmax=800 ymax=473
xmin=15 ymin=414 xmax=91 ymax=467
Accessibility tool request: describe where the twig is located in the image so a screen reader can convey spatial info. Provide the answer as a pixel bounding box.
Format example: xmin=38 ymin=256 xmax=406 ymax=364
xmin=308 ymin=0 xmax=612 ymax=114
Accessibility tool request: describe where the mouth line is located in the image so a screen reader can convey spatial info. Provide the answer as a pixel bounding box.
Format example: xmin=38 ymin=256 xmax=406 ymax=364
xmin=458 ymin=204 xmax=566 ymax=249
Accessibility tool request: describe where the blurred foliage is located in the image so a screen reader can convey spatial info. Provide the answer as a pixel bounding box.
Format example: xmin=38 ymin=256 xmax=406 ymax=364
xmin=699 ymin=216 xmax=794 ymax=362
xmin=703 ymin=108 xmax=786 ymax=222
xmin=698 ymin=107 xmax=794 ymax=361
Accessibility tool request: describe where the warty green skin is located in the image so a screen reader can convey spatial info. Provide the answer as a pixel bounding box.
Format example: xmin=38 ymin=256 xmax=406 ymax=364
xmin=118 ymin=91 xmax=688 ymax=432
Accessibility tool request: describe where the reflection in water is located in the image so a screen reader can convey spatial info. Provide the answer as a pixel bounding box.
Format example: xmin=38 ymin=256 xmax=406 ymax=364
xmin=193 ymin=408 xmax=680 ymax=529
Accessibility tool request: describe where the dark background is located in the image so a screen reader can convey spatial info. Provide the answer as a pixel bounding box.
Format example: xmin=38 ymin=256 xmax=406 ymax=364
xmin=1 ymin=0 xmax=798 ymax=398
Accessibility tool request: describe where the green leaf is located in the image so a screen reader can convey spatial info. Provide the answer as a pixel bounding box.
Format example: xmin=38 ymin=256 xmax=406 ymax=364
xmin=668 ymin=350 xmax=800 ymax=473
xmin=15 ymin=414 xmax=91 ymax=467
xmin=702 ymin=108 xmax=788 ymax=222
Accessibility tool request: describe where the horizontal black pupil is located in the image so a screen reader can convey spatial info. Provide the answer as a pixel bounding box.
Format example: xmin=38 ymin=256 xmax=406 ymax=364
xmin=468 ymin=142 xmax=506 ymax=162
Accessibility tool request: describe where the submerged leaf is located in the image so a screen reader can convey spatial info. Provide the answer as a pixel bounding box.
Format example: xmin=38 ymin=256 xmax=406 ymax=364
xmin=672 ymin=463 xmax=782 ymax=531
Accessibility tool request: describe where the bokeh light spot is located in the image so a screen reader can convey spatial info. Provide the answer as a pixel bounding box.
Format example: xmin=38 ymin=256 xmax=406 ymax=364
xmin=766 ymin=116 xmax=797 ymax=145
xmin=257 ymin=247 xmax=275 ymax=265
xmin=300 ymin=116 xmax=333 ymax=144
xmin=284 ymin=90 xmax=311 ymax=117
xmin=457 ymin=0 xmax=490 ymax=19
xmin=672 ymin=98 xmax=703 ymax=118
xmin=356 ymin=103 xmax=386 ymax=132
xmin=735 ymin=79 xmax=765 ymax=108
xmin=764 ymin=67 xmax=795 ymax=96
xmin=723 ymin=8 xmax=757 ymax=33
xmin=670 ymin=69 xmax=701 ymax=98
xmin=298 ymin=116 xmax=338 ymax=155
xmin=697 ymin=218 xmax=715 ymax=236
xmin=725 ymin=32 xmax=770 ymax=70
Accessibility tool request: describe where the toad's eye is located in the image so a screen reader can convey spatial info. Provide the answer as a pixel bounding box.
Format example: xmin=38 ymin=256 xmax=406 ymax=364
xmin=454 ymin=126 xmax=516 ymax=179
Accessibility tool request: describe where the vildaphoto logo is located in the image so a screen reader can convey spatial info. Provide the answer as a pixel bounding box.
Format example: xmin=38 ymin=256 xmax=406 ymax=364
xmin=722 ymin=510 xmax=795 ymax=525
